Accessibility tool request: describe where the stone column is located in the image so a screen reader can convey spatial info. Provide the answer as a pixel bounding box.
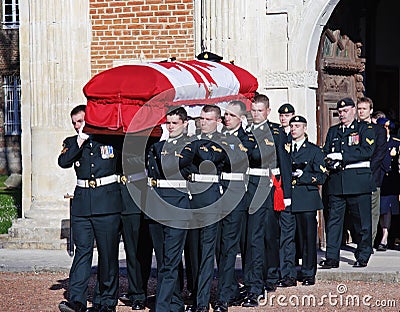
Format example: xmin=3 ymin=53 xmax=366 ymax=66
xmin=10 ymin=0 xmax=91 ymax=248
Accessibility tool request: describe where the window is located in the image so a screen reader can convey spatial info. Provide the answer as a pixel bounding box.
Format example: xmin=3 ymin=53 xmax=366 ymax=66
xmin=3 ymin=75 xmax=21 ymax=135
xmin=2 ymin=0 xmax=19 ymax=29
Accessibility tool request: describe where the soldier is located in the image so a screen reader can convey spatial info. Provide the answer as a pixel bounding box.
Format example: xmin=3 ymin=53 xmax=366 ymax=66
xmin=213 ymin=100 xmax=255 ymax=312
xmin=58 ymin=105 xmax=122 ymax=312
xmin=241 ymin=94 xmax=292 ymax=307
xmin=146 ymin=107 xmax=195 ymax=312
xmin=118 ymin=134 xmax=158 ymax=311
xmin=279 ymin=116 xmax=327 ymax=287
xmin=278 ymin=103 xmax=295 ymax=139
xmin=357 ymin=97 xmax=387 ymax=249
xmin=186 ymin=105 xmax=227 ymax=312
xmin=320 ymin=97 xmax=376 ymax=269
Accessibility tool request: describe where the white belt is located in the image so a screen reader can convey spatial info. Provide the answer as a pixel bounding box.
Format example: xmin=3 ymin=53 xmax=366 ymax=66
xmin=345 ymin=161 xmax=370 ymax=169
xmin=77 ymin=174 xmax=119 ymax=188
xmin=190 ymin=173 xmax=219 ymax=183
xmin=246 ymin=168 xmax=269 ymax=177
xmin=126 ymin=171 xmax=147 ymax=182
xmin=220 ymin=172 xmax=244 ymax=181
xmin=148 ymin=178 xmax=187 ymax=188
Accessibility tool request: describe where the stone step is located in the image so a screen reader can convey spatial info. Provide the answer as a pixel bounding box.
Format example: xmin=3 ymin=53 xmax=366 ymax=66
xmin=0 ymin=218 xmax=70 ymax=250
xmin=0 ymin=239 xmax=67 ymax=250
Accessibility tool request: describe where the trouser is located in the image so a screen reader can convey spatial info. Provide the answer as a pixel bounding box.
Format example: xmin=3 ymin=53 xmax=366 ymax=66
xmin=156 ymin=226 xmax=187 ymax=312
xmin=215 ymin=194 xmax=247 ymax=303
xmin=326 ymin=193 xmax=372 ymax=262
xmin=295 ymin=211 xmax=317 ymax=278
xmin=263 ymin=201 xmax=280 ymax=284
xmin=121 ymin=213 xmax=146 ymax=302
xmin=279 ymin=210 xmax=296 ymax=279
xmin=195 ymin=223 xmax=219 ymax=307
xmin=371 ymin=188 xmax=381 ymax=246
xmin=69 ymin=213 xmax=120 ymax=307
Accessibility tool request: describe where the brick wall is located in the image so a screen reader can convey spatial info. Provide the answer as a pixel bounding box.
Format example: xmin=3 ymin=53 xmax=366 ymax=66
xmin=89 ymin=0 xmax=195 ymax=75
xmin=0 ymin=29 xmax=19 ymax=73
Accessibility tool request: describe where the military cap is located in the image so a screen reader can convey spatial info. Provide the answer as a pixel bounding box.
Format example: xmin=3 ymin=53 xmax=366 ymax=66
xmin=278 ymin=103 xmax=295 ymax=114
xmin=197 ymin=51 xmax=223 ymax=62
xmin=289 ymin=115 xmax=307 ymax=124
xmin=336 ymin=97 xmax=355 ymax=109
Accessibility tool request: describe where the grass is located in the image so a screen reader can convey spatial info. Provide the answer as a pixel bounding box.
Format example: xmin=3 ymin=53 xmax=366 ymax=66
xmin=0 ymin=175 xmax=21 ymax=234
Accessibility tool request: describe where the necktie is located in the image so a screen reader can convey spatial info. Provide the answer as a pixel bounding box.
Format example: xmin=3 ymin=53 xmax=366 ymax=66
xmin=293 ymin=143 xmax=298 ymax=154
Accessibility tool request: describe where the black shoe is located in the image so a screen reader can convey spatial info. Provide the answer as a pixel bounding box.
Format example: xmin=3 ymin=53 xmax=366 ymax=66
xmin=353 ymin=260 xmax=367 ymax=268
xmin=213 ymin=301 xmax=228 ymax=312
xmin=59 ymin=301 xmax=87 ymax=312
xmin=185 ymin=305 xmax=196 ymax=312
xmin=228 ymin=292 xmax=246 ymax=306
xmin=195 ymin=306 xmax=209 ymax=312
xmin=301 ymin=277 xmax=315 ymax=286
xmin=131 ymin=299 xmax=146 ymax=310
xmin=377 ymin=244 xmax=387 ymax=251
xmin=241 ymin=293 xmax=259 ymax=308
xmin=264 ymin=281 xmax=277 ymax=292
xmin=98 ymin=306 xmax=115 ymax=312
xmin=86 ymin=303 xmax=101 ymax=312
xmin=277 ymin=276 xmax=297 ymax=287
xmin=119 ymin=293 xmax=131 ymax=306
xmin=319 ymin=258 xmax=339 ymax=269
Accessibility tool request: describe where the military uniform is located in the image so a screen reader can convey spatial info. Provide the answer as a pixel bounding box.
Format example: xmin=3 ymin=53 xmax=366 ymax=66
xmin=146 ymin=133 xmax=195 ymax=312
xmin=187 ymin=132 xmax=227 ymax=310
xmin=322 ymin=118 xmax=376 ymax=266
xmin=118 ymin=136 xmax=158 ymax=309
xmin=214 ymin=126 xmax=255 ymax=308
xmin=242 ymin=120 xmax=291 ymax=304
xmin=58 ymin=134 xmax=122 ymax=309
xmin=279 ymin=136 xmax=327 ymax=285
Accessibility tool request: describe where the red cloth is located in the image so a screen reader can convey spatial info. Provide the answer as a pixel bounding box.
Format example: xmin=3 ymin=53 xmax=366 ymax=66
xmin=83 ymin=60 xmax=258 ymax=133
xmin=272 ymin=175 xmax=285 ymax=211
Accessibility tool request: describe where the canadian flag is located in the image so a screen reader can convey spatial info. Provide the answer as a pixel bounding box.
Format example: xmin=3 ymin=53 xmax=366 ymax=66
xmin=83 ymin=60 xmax=258 ymax=134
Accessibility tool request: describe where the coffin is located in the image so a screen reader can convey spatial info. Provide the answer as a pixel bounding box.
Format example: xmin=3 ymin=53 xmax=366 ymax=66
xmin=83 ymin=60 xmax=258 ymax=135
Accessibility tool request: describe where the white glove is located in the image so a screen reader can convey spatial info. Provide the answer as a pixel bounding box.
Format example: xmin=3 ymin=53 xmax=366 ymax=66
xmin=292 ymin=169 xmax=303 ymax=178
xmin=327 ymin=152 xmax=342 ymax=161
xmin=284 ymin=198 xmax=291 ymax=207
xmin=78 ymin=121 xmax=89 ymax=141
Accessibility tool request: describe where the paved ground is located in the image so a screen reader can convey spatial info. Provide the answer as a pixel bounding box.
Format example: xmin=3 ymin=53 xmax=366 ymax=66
xmin=0 ymin=243 xmax=399 ymax=311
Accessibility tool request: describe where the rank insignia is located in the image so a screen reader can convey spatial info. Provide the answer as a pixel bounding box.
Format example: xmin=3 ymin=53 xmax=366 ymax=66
xmin=311 ymin=177 xmax=317 ymax=183
xmin=285 ymin=143 xmax=291 ymax=153
xmin=200 ymin=146 xmax=209 ymax=152
xmin=239 ymin=144 xmax=248 ymax=152
xmin=61 ymin=147 xmax=68 ymax=154
xmin=249 ymin=137 xmax=255 ymax=142
xmin=211 ymin=145 xmax=222 ymax=152
xmin=320 ymin=165 xmax=327 ymax=173
xmin=184 ymin=146 xmax=192 ymax=151
xmin=175 ymin=152 xmax=183 ymax=158
xmin=264 ymin=138 xmax=274 ymax=146
xmin=366 ymin=138 xmax=374 ymax=145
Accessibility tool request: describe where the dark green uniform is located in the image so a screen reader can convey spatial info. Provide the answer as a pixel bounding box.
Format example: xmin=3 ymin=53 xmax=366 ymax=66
xmin=58 ymin=135 xmax=122 ymax=309
xmin=146 ymin=134 xmax=195 ymax=312
xmin=188 ymin=132 xmax=227 ymax=310
xmin=280 ymin=139 xmax=327 ymax=282
xmin=215 ymin=126 xmax=255 ymax=306
xmin=243 ymin=120 xmax=291 ymax=300
xmin=323 ymin=120 xmax=376 ymax=264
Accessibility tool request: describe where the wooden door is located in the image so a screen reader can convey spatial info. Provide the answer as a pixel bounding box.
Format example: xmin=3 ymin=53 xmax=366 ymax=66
xmin=316 ymin=29 xmax=366 ymax=146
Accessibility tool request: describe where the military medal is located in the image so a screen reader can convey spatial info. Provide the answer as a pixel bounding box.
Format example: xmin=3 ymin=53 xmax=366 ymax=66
xmin=108 ymin=146 xmax=114 ymax=158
